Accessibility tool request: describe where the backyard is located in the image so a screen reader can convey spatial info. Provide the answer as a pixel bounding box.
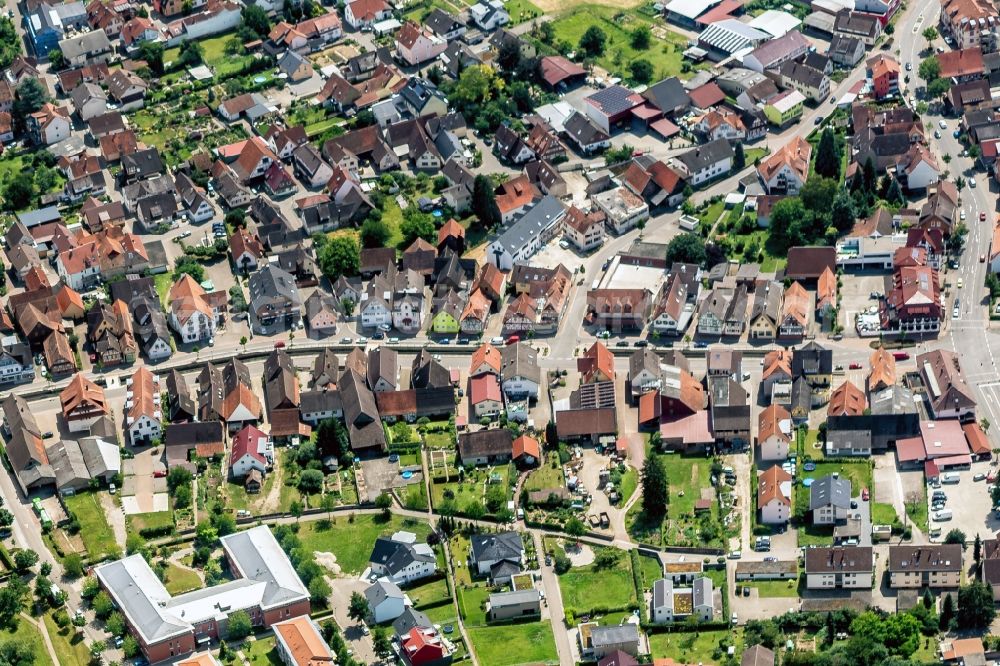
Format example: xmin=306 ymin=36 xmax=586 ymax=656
xmin=627 ymin=453 xmax=722 ymax=548
xmin=43 ymin=611 xmax=90 ymax=666
xmin=244 ymin=634 xmax=281 ymax=666
xmin=298 ymin=513 xmax=433 ymax=575
xmin=557 ymin=547 xmax=637 ymax=615
xmin=62 ymin=492 xmax=118 ymax=561
xmin=524 ymin=453 xmax=564 ymax=492
xmin=648 ymin=627 xmax=742 ymax=663
xmin=466 ymin=624 xmax=559 ymax=666
xmin=163 ymin=31 xmax=255 ymax=78
xmin=431 ymin=463 xmax=514 ymax=518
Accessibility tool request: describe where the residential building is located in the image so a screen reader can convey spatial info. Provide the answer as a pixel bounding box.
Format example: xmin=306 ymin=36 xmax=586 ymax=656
xmin=888 ymin=544 xmax=963 ymax=588
xmin=810 ymin=474 xmax=852 ymax=525
xmin=651 ymin=577 xmax=714 ymax=624
xmin=272 ymin=616 xmax=335 ymax=666
xmin=757 ymin=404 xmax=792 ymax=461
xmin=368 ymin=531 xmax=437 ymax=585
xmin=671 ymin=139 xmax=733 ymax=186
xmin=230 ymin=424 xmax=273 ymax=479
xmin=487 ymin=589 xmax=541 ymax=621
xmin=804 ymin=547 xmax=875 ymax=589
xmin=125 ymin=366 xmax=161 ymax=446
xmin=917 ymin=349 xmax=976 ymax=419
xmin=758 ymin=136 xmax=811 ymax=194
xmin=757 ymin=465 xmax=792 ymax=524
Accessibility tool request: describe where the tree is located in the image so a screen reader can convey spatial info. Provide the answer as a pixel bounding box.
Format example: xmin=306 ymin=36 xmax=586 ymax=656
xmin=173 ymin=256 xmax=205 ymax=283
xmin=13 ymin=549 xmax=37 ymax=572
xmin=579 ymin=26 xmax=606 ymax=57
xmin=884 ymin=177 xmax=905 ymax=206
xmin=0 ymin=584 xmax=23 ymax=626
xmin=497 ymin=38 xmax=522 ymax=72
xmin=629 ymin=59 xmax=654 ymax=83
xmin=105 ymin=612 xmax=125 ymax=637
xmin=630 ymin=25 xmax=651 ymax=50
xmin=940 ymin=592 xmax=955 ymax=630
xmin=178 ymin=40 xmax=204 ymax=67
xmin=928 ymin=77 xmax=951 ymax=97
xmin=958 ymin=581 xmax=996 ymax=628
xmin=64 ymin=553 xmax=84 ymax=579
xmin=472 ymin=174 xmax=501 ymax=229
xmin=240 ymin=4 xmax=271 ymax=39
xmin=308 ymin=575 xmax=331 ymax=603
xmin=850 ymin=611 xmax=920 ymax=658
xmin=348 ymin=591 xmax=370 ymax=622
xmin=400 ymin=210 xmax=436 ymax=245
xmin=375 ymin=492 xmax=392 ymax=517
xmin=316 ymin=234 xmax=360 ymax=279
xmin=227 ymin=609 xmax=252 ymax=640
xmin=13 ymin=77 xmax=49 ymax=122
xmin=641 ymin=452 xmax=668 ymax=519
xmin=733 ymin=142 xmax=745 ymax=170
xmin=92 ymin=590 xmax=114 ymax=619
xmin=137 ymin=41 xmax=165 ymax=75
xmin=0 ymin=509 xmax=12 ymax=530
xmin=944 ymin=528 xmax=966 ymax=545
xmin=3 ymin=173 xmax=33 ymax=211
xmin=975 ymin=533 xmax=982 ymax=563
xmin=918 ymin=56 xmax=940 ymax=82
xmin=922 ymin=589 xmax=933 ymax=609
xmin=373 ymin=626 xmax=393 ymax=659
xmin=831 ymin=191 xmax=856 ymax=233
xmin=298 ymin=469 xmax=325 ymax=494
xmin=122 ymin=635 xmax=140 ymax=659
xmin=665 ymin=234 xmax=707 ymax=266
xmin=922 ymin=26 xmax=938 ymax=42
xmin=47 ymin=48 xmax=65 ymax=70
xmin=359 ymin=218 xmax=391 ymax=248
xmin=814 ymin=127 xmax=840 ymax=179
xmin=167 ymin=466 xmax=192 ymax=490
xmin=565 ymin=517 xmax=586 ymax=537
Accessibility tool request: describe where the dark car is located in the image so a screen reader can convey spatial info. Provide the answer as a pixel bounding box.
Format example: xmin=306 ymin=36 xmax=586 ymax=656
xmin=634 ymin=340 xmax=649 ymax=347
xmin=615 ymin=341 xmax=629 ymax=347
xmin=694 ymin=341 xmax=708 ymax=348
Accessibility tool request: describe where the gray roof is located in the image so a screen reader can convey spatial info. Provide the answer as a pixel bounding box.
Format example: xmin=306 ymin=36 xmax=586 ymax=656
xmin=488 ymin=588 xmax=540 ymax=608
xmin=590 ymin=624 xmax=640 ymax=648
xmin=501 ymin=342 xmax=540 ymax=384
xmin=778 ymin=60 xmax=827 ymax=89
xmin=18 ymin=206 xmax=60 ymax=227
xmin=651 ymin=578 xmax=671 ymax=610
xmin=809 ymin=474 xmax=852 ymax=511
xmin=699 ymin=19 xmax=769 ymax=54
xmin=392 ymin=607 xmax=432 ymax=637
xmin=471 ymin=531 xmax=523 ymax=563
xmin=59 ymin=30 xmax=111 ymax=59
xmin=692 ymin=576 xmax=713 ymax=609
xmin=79 ymin=435 xmax=120 ymax=479
xmin=46 ymin=439 xmax=90 ymax=491
xmin=643 ymin=77 xmax=690 ymax=114
xmin=676 ymin=138 xmax=734 ymax=173
xmin=493 ymin=195 xmax=566 ymax=257
xmin=365 ymin=579 xmax=403 ymax=608
xmin=369 ymin=536 xmax=434 ymax=576
xmin=300 ymin=388 xmax=342 ymax=414
xmin=249 ymin=264 xmax=302 ymax=309
xmin=278 ymin=49 xmax=308 ymax=75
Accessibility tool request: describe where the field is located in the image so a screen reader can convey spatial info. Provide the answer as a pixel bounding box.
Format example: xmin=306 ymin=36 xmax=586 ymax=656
xmin=298 ymin=514 xmax=433 ymax=574
xmin=635 ymin=552 xmax=662 ymax=587
xmin=0 ymin=617 xmax=49 ymax=664
xmin=466 ymin=624 xmax=559 ymax=666
xmin=163 ymin=31 xmax=254 ymax=78
xmin=547 ymin=6 xmax=702 ymax=83
xmin=431 ymin=463 xmax=512 ymax=516
xmin=245 ymin=634 xmax=281 ymax=666
xmin=128 ymin=511 xmax=174 ymax=534
xmin=871 ymin=501 xmax=899 ymax=526
xmin=741 ymin=577 xmax=800 ymax=597
xmin=558 ymin=552 xmax=637 ymax=613
xmin=62 ymin=492 xmax=118 ymax=560
xmin=163 ymin=562 xmax=202 ymax=595
xmin=627 ymin=453 xmax=720 ymax=548
xmin=648 ymin=628 xmax=742 ymax=663
xmin=43 ymin=612 xmax=90 ymax=666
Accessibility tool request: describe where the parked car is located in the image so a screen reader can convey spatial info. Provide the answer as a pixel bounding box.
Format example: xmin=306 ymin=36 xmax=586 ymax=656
xmin=849 ymin=362 xmax=862 ymax=369
xmin=861 ymin=488 xmax=869 ymax=501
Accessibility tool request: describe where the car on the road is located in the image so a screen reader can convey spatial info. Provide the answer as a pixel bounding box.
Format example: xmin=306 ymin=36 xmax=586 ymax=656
xmin=829 ymin=95 xmax=835 ymax=103
xmin=731 ymin=613 xmax=739 ymax=625
xmin=861 ymin=488 xmax=869 ymax=501
xmin=109 ymin=483 xmax=116 ymax=495
xmin=388 ymin=453 xmax=399 ymax=463
xmin=934 ymin=130 xmax=941 ymax=139
xmin=958 ymin=278 xmax=964 ymax=289
xmin=274 ymin=340 xmax=285 ymax=349
xmin=635 ymin=340 xmax=648 ymax=347
xmin=361 ymin=624 xmax=371 ymax=636
xmin=694 ymin=341 xmax=708 ymax=348
xmin=153 ymin=469 xmax=167 ymax=478
xmin=970 ymin=178 xmax=977 ymax=188
xmin=953 ymin=305 xmax=960 ymax=319
xmin=372 ymin=331 xmax=384 ymax=340
xmin=764 ymin=556 xmax=778 ymax=562
xmin=340 ymin=337 xmax=352 ymax=344
xmin=355 ymin=336 xmax=368 ymax=344
xmin=905 ymin=62 xmax=912 ymax=71
xmin=849 ymin=362 xmax=862 ymax=369
xmin=615 ymin=341 xmax=629 ymax=347
xmin=953 ymin=129 xmax=961 ymax=138
xmin=960 ymin=210 xmax=967 ymax=220
xmin=974 ymin=473 xmax=987 ymax=481
xmin=870 ymin=291 xmax=882 ymax=299
xmin=981 ymin=212 xmax=987 ymax=221
xmin=458 ymin=338 xmax=470 ymax=345
xmin=981 ymin=254 xmax=987 ymax=262
xmin=506 ymin=335 xmax=520 ymax=345
xmin=814 ymin=116 xmax=823 ymax=125
xmin=558 ymin=240 xmax=569 ymax=249
xmin=742 ymin=586 xmax=750 ymax=596
xmin=728 ymin=550 xmax=742 ymax=559
xmin=892 ymin=351 xmax=910 ymax=360
xmin=939 ymin=120 xmax=948 ymax=129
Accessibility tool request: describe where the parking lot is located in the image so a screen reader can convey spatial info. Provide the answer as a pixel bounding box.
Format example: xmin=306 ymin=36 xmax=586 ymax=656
xmin=926 ymin=461 xmax=998 ymax=542
xmin=838 ymin=273 xmax=890 ymax=337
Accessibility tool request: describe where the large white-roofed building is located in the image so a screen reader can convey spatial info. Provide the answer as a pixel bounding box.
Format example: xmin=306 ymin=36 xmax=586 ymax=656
xmin=748 ymin=9 xmax=803 ymax=37
xmin=698 ymin=19 xmax=771 ymax=57
xmin=95 ymin=526 xmax=310 ymax=663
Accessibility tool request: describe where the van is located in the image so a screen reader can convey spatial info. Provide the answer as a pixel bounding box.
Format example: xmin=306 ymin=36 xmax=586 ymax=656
xmin=929 ymin=527 xmax=942 ymax=538
xmin=941 ymin=473 xmax=960 ymax=484
xmin=933 ymin=509 xmax=953 ymax=521
xmin=490 ymin=337 xmax=504 ymax=345
xmin=727 ymin=550 xmax=742 ymax=559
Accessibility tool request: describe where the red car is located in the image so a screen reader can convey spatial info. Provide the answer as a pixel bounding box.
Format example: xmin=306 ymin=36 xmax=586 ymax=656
xmin=274 ymin=340 xmax=285 ymax=349
xmin=506 ymin=335 xmax=520 ymax=345
xmin=153 ymin=470 xmax=167 ymax=478
xmin=892 ymin=351 xmax=910 ymax=361
xmin=861 ymin=488 xmax=869 ymax=501
xmin=849 ymin=362 xmax=862 ymax=369
xmin=981 ymin=212 xmax=988 ymax=221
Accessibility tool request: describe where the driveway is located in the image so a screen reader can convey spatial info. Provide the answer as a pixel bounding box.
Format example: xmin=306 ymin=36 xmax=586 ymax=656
xmin=327 ymin=577 xmax=378 ymax=664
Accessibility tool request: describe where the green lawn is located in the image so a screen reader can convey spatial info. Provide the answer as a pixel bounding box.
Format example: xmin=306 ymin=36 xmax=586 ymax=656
xmin=466 ymin=623 xmax=559 ymax=666
xmin=128 ymin=511 xmax=174 ymax=534
xmin=504 ymin=0 xmax=543 ymax=23
xmin=245 ymin=635 xmax=281 ymax=666
xmin=424 ymin=430 xmax=454 ymax=449
xmin=409 ymin=576 xmax=451 ymax=608
xmin=797 ymin=523 xmax=835 ymax=547
xmin=0 ymin=617 xmax=49 ymax=664
xmin=62 ymin=492 xmax=118 ymax=560
xmin=905 ymin=484 xmax=928 ymax=533
xmin=163 ymin=562 xmax=202 ymax=595
xmin=298 ymin=514 xmax=433 ymax=574
xmin=558 ymin=554 xmax=637 ymax=614
xmin=457 ymin=585 xmax=491 ymax=626
xmin=635 ymin=552 xmax=662 ymax=587
xmin=164 ymin=31 xmax=254 ymax=77
xmin=402 ymin=483 xmax=429 ymax=511
xmin=742 ymin=577 xmax=800 ymax=597
xmin=871 ymin=501 xmax=899 ymax=526
xmin=43 ymin=612 xmax=90 ymax=666
xmin=648 ymin=628 xmax=741 ymax=663
xmin=548 ymin=5 xmax=704 ymax=83
xmin=524 ymin=453 xmax=564 ymax=491
xmin=431 ymin=464 xmax=512 ymax=516
xmin=153 ymin=273 xmax=173 ymax=309
xmin=619 ymin=467 xmax=638 ymax=504
xmin=627 ymin=453 xmax=720 ymax=547
xmin=696 ymin=200 xmax=726 ymax=230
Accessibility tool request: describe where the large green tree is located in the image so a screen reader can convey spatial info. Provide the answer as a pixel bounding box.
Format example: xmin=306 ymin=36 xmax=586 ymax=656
xmin=472 ymin=174 xmax=501 ymax=229
xmin=579 ymin=26 xmax=606 ymax=57
xmin=814 ymin=128 xmax=840 ymax=179
xmin=665 ymin=234 xmax=707 ymax=266
xmin=640 ymin=452 xmax=668 ymax=519
xmin=957 ymin=581 xmax=996 ymax=628
xmin=359 ymin=218 xmax=391 ymax=248
xmin=348 ymin=591 xmax=370 ymax=622
xmin=316 ymin=234 xmax=360 ymax=279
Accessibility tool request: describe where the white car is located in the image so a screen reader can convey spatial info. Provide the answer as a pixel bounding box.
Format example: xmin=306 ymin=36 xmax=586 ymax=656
xmin=939 ymin=120 xmax=948 ymax=129
xmin=970 ymin=178 xmax=977 ymax=188
xmin=960 ymin=210 xmax=967 ymax=220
